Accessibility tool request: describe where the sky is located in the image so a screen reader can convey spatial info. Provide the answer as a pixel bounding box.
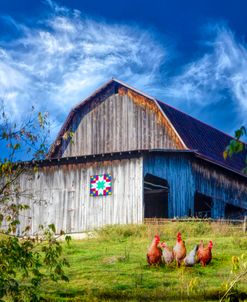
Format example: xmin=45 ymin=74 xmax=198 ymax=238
xmin=0 ymin=0 xmax=247 ymax=147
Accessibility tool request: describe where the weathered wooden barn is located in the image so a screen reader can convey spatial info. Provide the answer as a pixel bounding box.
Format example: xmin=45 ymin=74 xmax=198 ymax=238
xmin=18 ymin=79 xmax=247 ymax=233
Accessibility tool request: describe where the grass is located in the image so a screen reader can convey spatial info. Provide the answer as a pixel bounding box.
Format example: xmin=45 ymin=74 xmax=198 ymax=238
xmin=42 ymin=222 xmax=247 ymax=301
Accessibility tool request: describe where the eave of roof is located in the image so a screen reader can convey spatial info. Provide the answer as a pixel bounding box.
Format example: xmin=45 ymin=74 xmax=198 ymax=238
xmin=194 ymin=152 xmax=247 ymax=179
xmin=25 ymin=149 xmax=195 ymax=167
xmin=21 ymin=148 xmax=247 ymax=180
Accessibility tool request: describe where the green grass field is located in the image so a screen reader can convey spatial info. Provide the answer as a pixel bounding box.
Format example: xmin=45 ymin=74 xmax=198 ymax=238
xmin=43 ymin=222 xmax=247 ymax=301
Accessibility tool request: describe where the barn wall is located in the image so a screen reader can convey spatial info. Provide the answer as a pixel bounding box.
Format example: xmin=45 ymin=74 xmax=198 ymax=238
xmin=61 ymin=93 xmax=182 ymax=157
xmin=143 ymin=154 xmax=247 ymax=219
xmin=191 ymin=159 xmax=247 ymax=218
xmin=143 ymin=154 xmax=195 ymax=217
xmin=18 ymin=157 xmax=143 ymax=234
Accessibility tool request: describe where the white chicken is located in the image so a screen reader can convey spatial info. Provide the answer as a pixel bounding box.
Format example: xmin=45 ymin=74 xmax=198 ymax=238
xmin=184 ymin=245 xmax=198 ymax=267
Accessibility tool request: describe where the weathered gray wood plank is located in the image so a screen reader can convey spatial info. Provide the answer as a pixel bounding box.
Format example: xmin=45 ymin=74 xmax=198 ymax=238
xmin=62 ymin=94 xmax=179 ymax=157
xmin=18 ymin=157 xmax=143 ymax=234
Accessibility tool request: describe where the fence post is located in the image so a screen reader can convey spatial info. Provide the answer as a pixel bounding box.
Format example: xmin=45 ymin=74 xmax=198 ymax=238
xmin=243 ymin=216 xmax=247 ymax=234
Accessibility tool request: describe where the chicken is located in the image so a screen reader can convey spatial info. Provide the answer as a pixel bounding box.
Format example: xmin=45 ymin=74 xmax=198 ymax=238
xmin=160 ymin=242 xmax=174 ymax=265
xmin=183 ymin=244 xmax=198 ymax=267
xmin=195 ymin=240 xmax=204 ymax=264
xmin=147 ymin=235 xmax=162 ymax=266
xmin=173 ymin=232 xmax=186 ymax=267
xmin=196 ymin=240 xmax=213 ymax=267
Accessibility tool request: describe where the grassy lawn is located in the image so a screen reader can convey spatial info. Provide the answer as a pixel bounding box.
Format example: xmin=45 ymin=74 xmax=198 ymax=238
xmin=43 ymin=222 xmax=247 ymax=301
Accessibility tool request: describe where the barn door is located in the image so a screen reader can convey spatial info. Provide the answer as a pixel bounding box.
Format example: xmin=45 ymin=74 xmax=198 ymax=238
xmin=225 ymin=203 xmax=245 ymax=219
xmin=144 ymin=173 xmax=169 ymax=218
xmin=66 ymin=191 xmax=75 ymax=233
xmin=194 ymin=192 xmax=212 ymax=218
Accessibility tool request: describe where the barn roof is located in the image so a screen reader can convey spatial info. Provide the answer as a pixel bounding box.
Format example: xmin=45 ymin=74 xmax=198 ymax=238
xmin=48 ymin=78 xmax=247 ymax=177
xmin=157 ymin=100 xmax=247 ymax=176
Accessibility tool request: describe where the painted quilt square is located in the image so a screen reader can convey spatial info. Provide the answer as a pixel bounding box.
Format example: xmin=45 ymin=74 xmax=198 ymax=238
xmin=90 ymin=174 xmax=112 ymax=196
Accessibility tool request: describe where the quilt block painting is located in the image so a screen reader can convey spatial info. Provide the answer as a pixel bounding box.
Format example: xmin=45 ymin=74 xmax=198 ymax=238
xmin=90 ymin=174 xmax=112 ymax=196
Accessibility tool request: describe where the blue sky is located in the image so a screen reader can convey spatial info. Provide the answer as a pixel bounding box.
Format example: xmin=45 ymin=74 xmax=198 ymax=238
xmin=0 ymin=0 xmax=247 ymax=145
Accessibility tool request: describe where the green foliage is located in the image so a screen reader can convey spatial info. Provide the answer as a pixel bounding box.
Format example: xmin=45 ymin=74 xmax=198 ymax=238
xmin=0 ymin=225 xmax=70 ymax=301
xmin=0 ymin=101 xmax=70 ymax=301
xmin=224 ymin=126 xmax=247 ymax=173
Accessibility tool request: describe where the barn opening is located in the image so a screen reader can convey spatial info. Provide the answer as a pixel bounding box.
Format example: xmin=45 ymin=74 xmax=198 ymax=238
xmin=225 ymin=203 xmax=245 ymax=219
xmin=194 ymin=192 xmax=213 ymax=218
xmin=144 ymin=173 xmax=169 ymax=218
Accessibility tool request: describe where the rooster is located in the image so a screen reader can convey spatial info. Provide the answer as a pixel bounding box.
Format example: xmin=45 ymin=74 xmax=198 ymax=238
xmin=184 ymin=245 xmax=198 ymax=267
xmin=196 ymin=240 xmax=213 ymax=267
xmin=147 ymin=235 xmax=162 ymax=266
xmin=160 ymin=242 xmax=174 ymax=265
xmin=173 ymin=232 xmax=186 ymax=267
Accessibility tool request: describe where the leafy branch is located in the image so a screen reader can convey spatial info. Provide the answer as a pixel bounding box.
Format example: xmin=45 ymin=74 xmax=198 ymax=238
xmin=0 ymin=101 xmax=70 ymax=301
xmin=224 ymin=126 xmax=247 ymax=174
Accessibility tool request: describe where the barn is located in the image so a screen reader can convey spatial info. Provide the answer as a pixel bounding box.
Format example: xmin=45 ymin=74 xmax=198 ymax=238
xmin=18 ymin=79 xmax=247 ymax=234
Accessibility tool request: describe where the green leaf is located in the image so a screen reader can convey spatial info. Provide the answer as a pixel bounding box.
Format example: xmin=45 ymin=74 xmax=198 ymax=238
xmin=65 ymin=235 xmax=72 ymax=246
xmin=48 ymin=224 xmax=56 ymax=233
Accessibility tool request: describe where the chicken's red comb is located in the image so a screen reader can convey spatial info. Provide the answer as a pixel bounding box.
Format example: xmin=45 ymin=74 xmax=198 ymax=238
xmin=154 ymin=235 xmax=160 ymax=241
xmin=177 ymin=232 xmax=181 ymax=237
xmin=209 ymin=240 xmax=213 ymax=247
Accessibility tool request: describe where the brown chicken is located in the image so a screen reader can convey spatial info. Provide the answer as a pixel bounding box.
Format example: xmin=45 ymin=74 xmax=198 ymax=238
xmin=196 ymin=240 xmax=213 ymax=267
xmin=173 ymin=232 xmax=186 ymax=267
xmin=147 ymin=235 xmax=162 ymax=266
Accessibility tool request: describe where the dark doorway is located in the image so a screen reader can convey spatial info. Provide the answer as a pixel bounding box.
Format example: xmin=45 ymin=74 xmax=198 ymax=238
xmin=225 ymin=203 xmax=245 ymax=219
xmin=144 ymin=173 xmax=169 ymax=218
xmin=194 ymin=192 xmax=212 ymax=218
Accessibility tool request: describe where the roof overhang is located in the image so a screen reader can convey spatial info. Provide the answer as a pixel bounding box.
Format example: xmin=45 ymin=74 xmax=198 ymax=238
xmin=194 ymin=152 xmax=247 ymax=179
xmin=22 ymin=149 xmax=194 ymax=168
xmin=19 ymin=148 xmax=247 ymax=180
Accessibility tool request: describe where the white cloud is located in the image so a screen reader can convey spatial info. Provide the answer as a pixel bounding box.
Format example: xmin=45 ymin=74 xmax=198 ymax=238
xmin=0 ymin=1 xmax=166 ymax=134
xmin=164 ymin=27 xmax=247 ymax=123
xmin=1 ymin=1 xmax=247 ymax=139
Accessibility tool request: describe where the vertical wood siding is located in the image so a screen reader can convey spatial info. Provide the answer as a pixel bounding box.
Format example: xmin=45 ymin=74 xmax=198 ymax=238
xmin=191 ymin=160 xmax=247 ymax=217
xmin=18 ymin=157 xmax=143 ymax=234
xmin=143 ymin=154 xmax=195 ymax=218
xmin=62 ymin=93 xmax=181 ymax=157
xmin=143 ymin=154 xmax=247 ymax=219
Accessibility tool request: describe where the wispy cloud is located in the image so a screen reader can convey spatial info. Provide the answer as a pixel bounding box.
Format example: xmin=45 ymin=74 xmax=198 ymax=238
xmin=0 ymin=1 xmax=247 ymax=139
xmin=0 ymin=1 xmax=166 ymax=133
xmin=164 ymin=26 xmax=247 ymax=126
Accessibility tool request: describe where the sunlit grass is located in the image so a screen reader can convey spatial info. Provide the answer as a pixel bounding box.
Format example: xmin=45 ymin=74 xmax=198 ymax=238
xmin=42 ymin=222 xmax=247 ymax=301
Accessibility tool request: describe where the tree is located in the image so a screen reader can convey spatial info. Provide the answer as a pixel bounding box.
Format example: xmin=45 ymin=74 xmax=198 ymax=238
xmin=0 ymin=101 xmax=70 ymax=301
xmin=224 ymin=126 xmax=247 ymax=174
